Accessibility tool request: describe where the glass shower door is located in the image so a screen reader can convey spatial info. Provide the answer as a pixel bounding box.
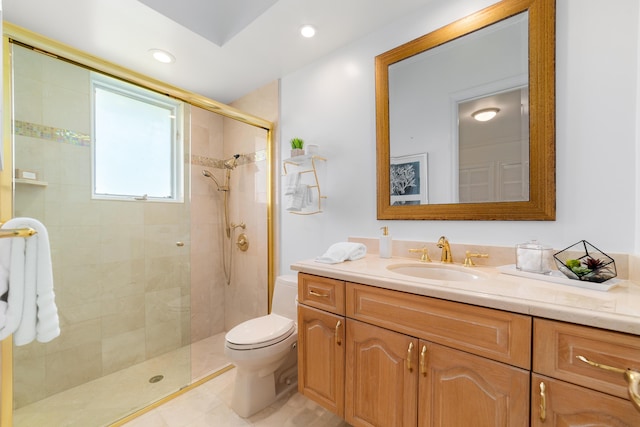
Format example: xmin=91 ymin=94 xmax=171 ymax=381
xmin=10 ymin=43 xmax=192 ymax=427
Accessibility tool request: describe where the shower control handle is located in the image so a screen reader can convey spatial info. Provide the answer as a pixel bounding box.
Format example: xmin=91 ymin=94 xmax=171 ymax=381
xmin=236 ymin=233 xmax=249 ymax=251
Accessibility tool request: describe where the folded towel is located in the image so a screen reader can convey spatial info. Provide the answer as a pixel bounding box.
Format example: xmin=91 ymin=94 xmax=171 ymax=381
xmin=284 ymin=173 xmax=300 ymax=196
xmin=0 ymin=218 xmax=60 ymax=345
xmin=315 ymin=242 xmax=367 ymax=264
xmin=286 ymin=184 xmax=309 ymax=212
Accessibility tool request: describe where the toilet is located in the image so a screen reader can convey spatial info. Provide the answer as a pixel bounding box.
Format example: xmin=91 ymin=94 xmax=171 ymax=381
xmin=224 ymin=275 xmax=298 ymax=418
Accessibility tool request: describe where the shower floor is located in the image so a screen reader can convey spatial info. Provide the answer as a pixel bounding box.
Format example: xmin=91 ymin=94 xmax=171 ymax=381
xmin=13 ymin=332 xmax=231 ymax=427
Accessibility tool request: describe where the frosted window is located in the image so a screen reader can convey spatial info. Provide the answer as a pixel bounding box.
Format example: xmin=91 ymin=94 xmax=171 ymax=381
xmin=91 ymin=73 xmax=183 ymax=201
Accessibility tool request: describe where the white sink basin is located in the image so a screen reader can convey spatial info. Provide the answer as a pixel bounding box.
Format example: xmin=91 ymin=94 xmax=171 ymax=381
xmin=386 ymin=263 xmax=487 ymax=282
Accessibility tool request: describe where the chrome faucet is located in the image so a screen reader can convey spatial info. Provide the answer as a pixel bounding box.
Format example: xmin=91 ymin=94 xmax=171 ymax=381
xmin=437 ymin=236 xmax=453 ymax=263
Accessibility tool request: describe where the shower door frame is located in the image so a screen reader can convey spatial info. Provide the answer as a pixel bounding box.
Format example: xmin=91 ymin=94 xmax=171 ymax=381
xmin=0 ymin=22 xmax=276 ymax=427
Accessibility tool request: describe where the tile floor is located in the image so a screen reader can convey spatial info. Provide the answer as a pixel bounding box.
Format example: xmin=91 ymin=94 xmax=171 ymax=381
xmin=122 ymin=368 xmax=349 ymax=427
xmin=13 ymin=331 xmax=347 ymax=427
xmin=14 ymin=333 xmax=231 ymax=427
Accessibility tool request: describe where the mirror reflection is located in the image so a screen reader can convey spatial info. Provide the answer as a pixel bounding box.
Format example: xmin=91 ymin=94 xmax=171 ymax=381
xmin=376 ymin=0 xmax=555 ymax=221
xmin=389 ymin=13 xmax=528 ymax=205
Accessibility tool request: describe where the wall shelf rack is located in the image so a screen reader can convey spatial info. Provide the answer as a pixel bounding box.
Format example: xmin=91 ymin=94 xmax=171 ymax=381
xmin=283 ymin=155 xmax=327 ymax=215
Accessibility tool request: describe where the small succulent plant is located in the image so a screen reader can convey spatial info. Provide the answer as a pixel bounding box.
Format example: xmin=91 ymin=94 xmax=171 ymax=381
xmin=565 ymin=257 xmax=605 ymax=277
xmin=290 ymin=137 xmax=304 ymax=149
xmin=584 ymin=257 xmax=605 ymax=270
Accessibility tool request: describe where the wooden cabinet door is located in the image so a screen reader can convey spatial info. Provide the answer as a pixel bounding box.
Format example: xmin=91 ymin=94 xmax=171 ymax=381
xmin=298 ymin=304 xmax=345 ymax=417
xmin=419 ymin=341 xmax=529 ymax=427
xmin=345 ymin=319 xmax=418 ymax=427
xmin=531 ymin=374 xmax=640 ymax=426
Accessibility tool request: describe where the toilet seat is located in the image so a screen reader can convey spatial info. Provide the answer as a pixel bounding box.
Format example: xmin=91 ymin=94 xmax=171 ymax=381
xmin=226 ymin=314 xmax=295 ymax=350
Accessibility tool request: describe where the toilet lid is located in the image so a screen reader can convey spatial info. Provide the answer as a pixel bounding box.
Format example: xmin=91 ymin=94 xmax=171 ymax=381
xmin=226 ymin=314 xmax=295 ymax=348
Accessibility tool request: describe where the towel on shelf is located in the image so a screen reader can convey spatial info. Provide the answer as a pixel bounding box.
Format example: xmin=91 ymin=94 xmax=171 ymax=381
xmin=284 ymin=173 xmax=301 ymax=196
xmin=286 ymin=184 xmax=309 ymax=212
xmin=0 ymin=218 xmax=60 ymax=345
xmin=315 ymin=242 xmax=367 ymax=264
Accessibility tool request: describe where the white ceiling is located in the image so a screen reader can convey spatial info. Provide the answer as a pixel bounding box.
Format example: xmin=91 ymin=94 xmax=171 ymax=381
xmin=3 ymin=0 xmax=432 ymax=103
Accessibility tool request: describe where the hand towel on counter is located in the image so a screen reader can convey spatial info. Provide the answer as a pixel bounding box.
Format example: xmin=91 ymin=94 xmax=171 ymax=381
xmin=0 ymin=218 xmax=60 ymax=345
xmin=315 ymin=242 xmax=367 ymax=264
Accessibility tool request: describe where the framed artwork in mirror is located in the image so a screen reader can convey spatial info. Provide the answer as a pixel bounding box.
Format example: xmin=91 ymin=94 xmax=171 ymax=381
xmin=390 ymin=153 xmax=428 ymax=205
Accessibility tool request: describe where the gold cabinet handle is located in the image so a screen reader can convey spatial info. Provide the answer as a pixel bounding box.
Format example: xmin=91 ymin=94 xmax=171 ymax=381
xmin=309 ymin=289 xmax=329 ymax=298
xmin=624 ymin=369 xmax=640 ymax=413
xmin=577 ymin=355 xmax=640 ymax=413
xmin=335 ymin=320 xmax=342 ymax=346
xmin=406 ymin=342 xmax=414 ymax=372
xmin=539 ymin=381 xmax=546 ymax=422
xmin=420 ymin=345 xmax=427 ymax=376
xmin=576 ymin=355 xmax=626 ymax=374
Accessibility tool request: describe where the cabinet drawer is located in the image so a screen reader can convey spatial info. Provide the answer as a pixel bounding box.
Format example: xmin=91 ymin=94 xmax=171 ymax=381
xmin=298 ymin=273 xmax=345 ymax=315
xmin=534 ymin=318 xmax=640 ymax=400
xmin=346 ymin=283 xmax=531 ymax=369
xmin=531 ymin=374 xmax=640 ymax=426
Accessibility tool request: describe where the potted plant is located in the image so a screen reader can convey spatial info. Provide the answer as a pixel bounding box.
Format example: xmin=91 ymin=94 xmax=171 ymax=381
xmin=290 ymin=137 xmax=305 ymax=157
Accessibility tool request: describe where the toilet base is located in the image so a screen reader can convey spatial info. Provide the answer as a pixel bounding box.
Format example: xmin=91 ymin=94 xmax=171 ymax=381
xmin=230 ymin=345 xmax=298 ymax=418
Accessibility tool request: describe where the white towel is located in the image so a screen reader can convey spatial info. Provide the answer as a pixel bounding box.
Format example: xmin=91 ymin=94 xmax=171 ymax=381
xmin=315 ymin=242 xmax=367 ymax=264
xmin=284 ymin=173 xmax=300 ymax=196
xmin=0 ymin=218 xmax=60 ymax=345
xmin=286 ymin=184 xmax=309 ymax=212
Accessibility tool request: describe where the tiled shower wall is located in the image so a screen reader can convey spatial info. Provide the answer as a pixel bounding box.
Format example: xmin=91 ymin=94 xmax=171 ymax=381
xmin=190 ymin=79 xmax=279 ymax=336
xmin=224 ymin=82 xmax=279 ymax=331
xmin=10 ymin=44 xmax=278 ymax=408
xmin=189 ymin=107 xmax=226 ymax=341
xmin=12 ymin=45 xmax=194 ymax=407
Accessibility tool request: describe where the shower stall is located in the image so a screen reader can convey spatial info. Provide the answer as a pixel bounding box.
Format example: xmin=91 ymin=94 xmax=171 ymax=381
xmin=4 ymin=30 xmax=275 ymax=427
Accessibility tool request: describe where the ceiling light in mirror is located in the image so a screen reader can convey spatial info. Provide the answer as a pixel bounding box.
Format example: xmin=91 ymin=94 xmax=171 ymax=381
xmin=300 ymin=25 xmax=316 ymax=38
xmin=149 ymin=49 xmax=176 ymax=64
xmin=472 ymin=108 xmax=500 ymax=122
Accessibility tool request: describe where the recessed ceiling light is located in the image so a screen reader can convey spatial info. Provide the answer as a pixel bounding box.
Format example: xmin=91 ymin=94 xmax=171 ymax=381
xmin=300 ymin=25 xmax=316 ymax=38
xmin=149 ymin=49 xmax=176 ymax=64
xmin=471 ymin=107 xmax=500 ymax=122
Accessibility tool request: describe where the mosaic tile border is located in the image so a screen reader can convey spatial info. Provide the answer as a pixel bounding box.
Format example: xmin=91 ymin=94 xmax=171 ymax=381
xmin=191 ymin=149 xmax=266 ymax=169
xmin=14 ymin=120 xmax=91 ymax=147
xmin=15 ymin=120 xmax=267 ymax=169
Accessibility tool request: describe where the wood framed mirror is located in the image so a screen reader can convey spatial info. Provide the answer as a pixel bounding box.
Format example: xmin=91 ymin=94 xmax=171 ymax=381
xmin=376 ymin=0 xmax=555 ymax=220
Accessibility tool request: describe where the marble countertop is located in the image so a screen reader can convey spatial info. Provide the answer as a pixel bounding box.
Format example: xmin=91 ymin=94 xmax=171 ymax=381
xmin=291 ymin=254 xmax=640 ymax=335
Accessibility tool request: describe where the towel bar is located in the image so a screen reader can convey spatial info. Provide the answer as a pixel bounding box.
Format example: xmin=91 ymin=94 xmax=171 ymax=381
xmin=0 ymin=227 xmax=37 ymax=239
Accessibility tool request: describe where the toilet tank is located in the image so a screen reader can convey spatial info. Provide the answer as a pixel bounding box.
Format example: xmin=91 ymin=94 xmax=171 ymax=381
xmin=271 ymin=275 xmax=298 ymax=321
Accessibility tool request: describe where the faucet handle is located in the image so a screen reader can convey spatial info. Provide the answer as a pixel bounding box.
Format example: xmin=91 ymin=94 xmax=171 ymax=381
xmin=464 ymin=250 xmax=489 ymax=267
xmin=409 ymin=247 xmax=432 ymax=262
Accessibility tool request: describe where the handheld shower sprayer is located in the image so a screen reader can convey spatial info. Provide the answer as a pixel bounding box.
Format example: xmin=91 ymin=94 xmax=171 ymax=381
xmin=202 ymin=169 xmax=228 ymax=192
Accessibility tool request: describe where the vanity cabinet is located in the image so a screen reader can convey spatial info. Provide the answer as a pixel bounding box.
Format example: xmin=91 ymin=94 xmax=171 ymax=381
xmin=298 ymin=273 xmax=531 ymax=426
xmin=297 ymin=272 xmax=640 ymax=426
xmin=531 ymin=318 xmax=640 ymax=426
xmin=346 ymin=319 xmax=418 ymax=426
xmin=297 ymin=274 xmax=346 ymax=416
xmin=346 ymin=283 xmax=530 ymax=427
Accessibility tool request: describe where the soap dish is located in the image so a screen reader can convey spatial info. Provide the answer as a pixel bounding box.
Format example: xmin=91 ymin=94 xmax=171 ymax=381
xmin=553 ymin=240 xmax=616 ymax=283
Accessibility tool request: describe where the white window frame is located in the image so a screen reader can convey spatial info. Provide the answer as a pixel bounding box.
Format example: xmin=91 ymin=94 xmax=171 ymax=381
xmin=90 ymin=72 xmax=184 ymax=203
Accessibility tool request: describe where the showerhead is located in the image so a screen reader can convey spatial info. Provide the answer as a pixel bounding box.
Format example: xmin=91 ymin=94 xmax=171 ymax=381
xmin=223 ymin=154 xmax=241 ymax=170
